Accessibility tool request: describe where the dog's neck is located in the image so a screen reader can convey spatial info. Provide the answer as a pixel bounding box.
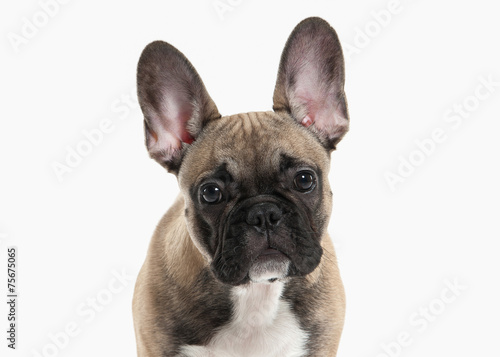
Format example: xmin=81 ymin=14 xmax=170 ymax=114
xmin=231 ymin=282 xmax=285 ymax=325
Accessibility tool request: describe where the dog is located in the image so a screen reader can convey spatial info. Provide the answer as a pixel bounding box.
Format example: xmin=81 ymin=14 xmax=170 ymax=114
xmin=132 ymin=17 xmax=349 ymax=357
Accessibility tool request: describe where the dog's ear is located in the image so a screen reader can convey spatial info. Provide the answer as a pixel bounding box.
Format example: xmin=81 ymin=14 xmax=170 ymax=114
xmin=137 ymin=41 xmax=220 ymax=172
xmin=273 ymin=17 xmax=349 ymax=151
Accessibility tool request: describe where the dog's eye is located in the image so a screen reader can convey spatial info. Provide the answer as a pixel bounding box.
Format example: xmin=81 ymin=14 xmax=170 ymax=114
xmin=201 ymin=184 xmax=222 ymax=204
xmin=294 ymin=171 xmax=316 ymax=192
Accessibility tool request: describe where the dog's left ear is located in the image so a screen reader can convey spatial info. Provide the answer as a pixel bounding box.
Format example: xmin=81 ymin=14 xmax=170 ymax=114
xmin=273 ymin=17 xmax=349 ymax=151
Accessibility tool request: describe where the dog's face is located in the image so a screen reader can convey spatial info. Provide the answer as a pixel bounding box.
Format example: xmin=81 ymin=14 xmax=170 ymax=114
xmin=179 ymin=111 xmax=332 ymax=285
xmin=137 ymin=17 xmax=349 ymax=286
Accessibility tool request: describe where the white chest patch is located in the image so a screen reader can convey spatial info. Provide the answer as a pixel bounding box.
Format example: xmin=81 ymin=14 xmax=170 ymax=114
xmin=179 ymin=282 xmax=307 ymax=357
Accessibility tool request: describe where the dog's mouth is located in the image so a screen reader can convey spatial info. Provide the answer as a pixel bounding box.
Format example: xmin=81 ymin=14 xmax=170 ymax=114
xmin=253 ymin=247 xmax=289 ymax=265
xmin=259 ymin=248 xmax=284 ymax=256
xmin=248 ymin=248 xmax=291 ymax=283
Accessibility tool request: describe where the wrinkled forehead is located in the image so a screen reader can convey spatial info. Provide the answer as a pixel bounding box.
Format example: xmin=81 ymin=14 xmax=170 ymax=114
xmin=178 ymin=111 xmax=329 ymax=188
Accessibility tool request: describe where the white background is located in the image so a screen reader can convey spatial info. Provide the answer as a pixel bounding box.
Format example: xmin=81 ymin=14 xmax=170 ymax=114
xmin=1 ymin=0 xmax=499 ymax=356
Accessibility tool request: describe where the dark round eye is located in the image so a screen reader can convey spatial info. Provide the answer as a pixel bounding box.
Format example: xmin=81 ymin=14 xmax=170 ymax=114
xmin=294 ymin=171 xmax=315 ymax=192
xmin=201 ymin=184 xmax=222 ymax=204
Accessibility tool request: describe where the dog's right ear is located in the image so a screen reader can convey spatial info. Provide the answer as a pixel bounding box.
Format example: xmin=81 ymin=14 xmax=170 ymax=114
xmin=137 ymin=41 xmax=220 ymax=173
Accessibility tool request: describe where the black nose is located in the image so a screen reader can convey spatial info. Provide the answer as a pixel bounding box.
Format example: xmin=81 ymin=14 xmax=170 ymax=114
xmin=246 ymin=203 xmax=283 ymax=231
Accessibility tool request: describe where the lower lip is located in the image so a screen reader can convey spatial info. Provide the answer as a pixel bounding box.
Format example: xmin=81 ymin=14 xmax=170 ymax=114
xmin=252 ymin=250 xmax=290 ymax=271
xmin=256 ymin=249 xmax=289 ymax=264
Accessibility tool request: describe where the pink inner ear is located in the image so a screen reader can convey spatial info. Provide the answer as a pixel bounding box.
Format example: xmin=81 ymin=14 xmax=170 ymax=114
xmin=301 ymin=115 xmax=314 ymax=127
xmin=181 ymin=131 xmax=194 ymax=144
xmin=160 ymin=95 xmax=195 ymax=147
xmin=147 ymin=97 xmax=195 ymax=160
xmin=295 ymin=64 xmax=321 ymax=128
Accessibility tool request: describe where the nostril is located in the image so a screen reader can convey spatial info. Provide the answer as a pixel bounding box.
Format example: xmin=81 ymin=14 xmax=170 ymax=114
xmin=268 ymin=211 xmax=282 ymax=225
xmin=246 ymin=210 xmax=262 ymax=226
xmin=246 ymin=210 xmax=263 ymax=227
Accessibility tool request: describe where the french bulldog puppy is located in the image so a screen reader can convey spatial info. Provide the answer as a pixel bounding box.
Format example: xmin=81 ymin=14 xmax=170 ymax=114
xmin=133 ymin=17 xmax=349 ymax=357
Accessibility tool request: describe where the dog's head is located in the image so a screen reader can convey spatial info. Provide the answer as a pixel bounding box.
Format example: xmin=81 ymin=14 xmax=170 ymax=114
xmin=137 ymin=17 xmax=349 ymax=286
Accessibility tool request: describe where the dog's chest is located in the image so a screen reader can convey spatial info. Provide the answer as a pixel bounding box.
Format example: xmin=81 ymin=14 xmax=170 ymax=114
xmin=179 ymin=282 xmax=307 ymax=357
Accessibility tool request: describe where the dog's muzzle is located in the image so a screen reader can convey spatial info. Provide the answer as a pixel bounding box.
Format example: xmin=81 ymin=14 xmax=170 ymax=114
xmin=211 ymin=196 xmax=322 ymax=285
